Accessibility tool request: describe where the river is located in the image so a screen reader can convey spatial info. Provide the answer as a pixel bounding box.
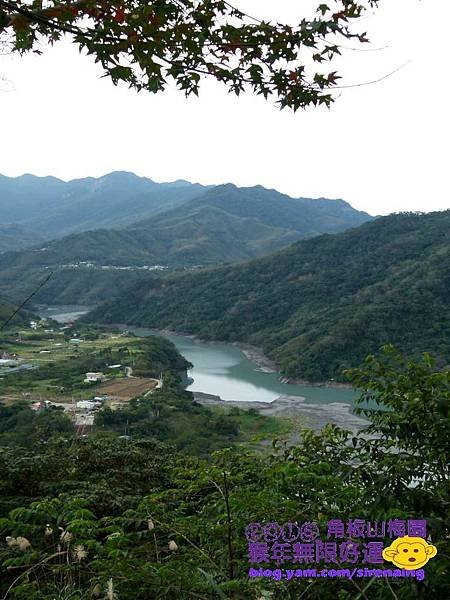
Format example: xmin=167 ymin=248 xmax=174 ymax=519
xmin=39 ymin=305 xmax=357 ymax=406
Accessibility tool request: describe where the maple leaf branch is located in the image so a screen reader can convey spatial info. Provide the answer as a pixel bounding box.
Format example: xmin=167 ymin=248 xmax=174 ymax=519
xmin=0 ymin=0 xmax=86 ymax=34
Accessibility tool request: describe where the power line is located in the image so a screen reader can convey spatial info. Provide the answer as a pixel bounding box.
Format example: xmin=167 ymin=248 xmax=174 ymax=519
xmin=0 ymin=271 xmax=53 ymax=331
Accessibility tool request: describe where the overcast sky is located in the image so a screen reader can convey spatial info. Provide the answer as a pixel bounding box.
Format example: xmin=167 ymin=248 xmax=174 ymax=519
xmin=0 ymin=0 xmax=449 ymax=216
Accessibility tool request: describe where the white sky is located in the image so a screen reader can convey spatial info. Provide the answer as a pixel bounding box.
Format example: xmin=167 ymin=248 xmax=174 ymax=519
xmin=0 ymin=0 xmax=449 ymax=216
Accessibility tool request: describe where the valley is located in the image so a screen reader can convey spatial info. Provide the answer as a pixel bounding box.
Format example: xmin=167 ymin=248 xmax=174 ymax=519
xmin=87 ymin=210 xmax=450 ymax=382
xmin=0 ymin=310 xmax=294 ymax=450
xmin=0 ymin=174 xmax=372 ymax=305
xmin=1 ymin=2 xmax=449 ymax=592
xmin=28 ymin=306 xmax=360 ymax=431
xmin=0 ymin=172 xmax=448 ymax=600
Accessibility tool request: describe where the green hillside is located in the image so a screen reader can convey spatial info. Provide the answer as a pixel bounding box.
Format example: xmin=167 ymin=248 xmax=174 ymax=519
xmin=0 ymin=205 xmax=302 ymax=269
xmin=0 ymin=184 xmax=372 ymax=304
xmin=135 ymin=203 xmax=303 ymax=265
xmin=0 ymin=224 xmax=45 ymax=253
xmin=87 ymin=211 xmax=450 ymax=381
xmin=153 ymin=183 xmax=372 ymax=236
xmin=0 ymin=298 xmax=33 ymax=328
xmin=7 ymin=268 xmax=156 ymax=306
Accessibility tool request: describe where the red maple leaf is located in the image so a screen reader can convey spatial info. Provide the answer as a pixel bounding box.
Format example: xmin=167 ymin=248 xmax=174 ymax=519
xmin=114 ymin=8 xmax=125 ymax=24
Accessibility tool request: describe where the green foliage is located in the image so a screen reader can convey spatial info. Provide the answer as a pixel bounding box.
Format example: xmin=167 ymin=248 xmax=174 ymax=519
xmin=8 ymin=268 xmax=152 ymax=306
xmin=0 ymin=403 xmax=73 ymax=449
xmin=1 ymin=1 xmax=379 ymax=110
xmin=0 ymin=435 xmax=177 ymax=517
xmin=0 ymin=350 xmax=448 ymax=598
xmin=0 ymin=298 xmax=32 ymax=328
xmin=127 ymin=335 xmax=192 ymax=377
xmin=94 ymin=386 xmax=241 ymax=456
xmin=89 ymin=211 xmax=450 ymax=381
xmin=348 ymin=345 xmax=450 ymax=507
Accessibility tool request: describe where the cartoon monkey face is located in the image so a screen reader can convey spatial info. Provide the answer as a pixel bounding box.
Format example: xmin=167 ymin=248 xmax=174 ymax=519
xmin=383 ymin=536 xmax=437 ymax=569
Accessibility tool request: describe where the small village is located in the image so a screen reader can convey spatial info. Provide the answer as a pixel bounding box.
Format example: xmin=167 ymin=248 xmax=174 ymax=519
xmin=48 ymin=261 xmax=169 ymax=272
xmin=0 ymin=317 xmax=163 ymax=435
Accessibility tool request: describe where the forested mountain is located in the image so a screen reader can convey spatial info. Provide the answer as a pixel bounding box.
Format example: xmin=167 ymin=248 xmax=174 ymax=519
xmin=87 ymin=211 xmax=450 ymax=381
xmin=0 ymin=172 xmax=209 ymax=237
xmin=0 ymin=204 xmax=302 ymax=268
xmin=4 ymin=268 xmax=155 ymax=306
xmin=0 ymin=183 xmax=372 ymax=304
xmin=0 ymin=224 xmax=45 ymax=253
xmin=151 ymin=183 xmax=372 ymax=236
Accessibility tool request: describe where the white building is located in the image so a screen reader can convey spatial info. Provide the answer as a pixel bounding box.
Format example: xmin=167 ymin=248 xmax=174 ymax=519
xmin=76 ymin=400 xmax=100 ymax=411
xmin=84 ymin=372 xmax=106 ymax=383
xmin=0 ymin=359 xmax=18 ymax=367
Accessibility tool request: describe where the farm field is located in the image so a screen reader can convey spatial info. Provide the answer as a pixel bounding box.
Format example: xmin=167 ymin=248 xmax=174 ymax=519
xmin=98 ymin=377 xmax=159 ymax=402
xmin=0 ymin=321 xmax=163 ymax=401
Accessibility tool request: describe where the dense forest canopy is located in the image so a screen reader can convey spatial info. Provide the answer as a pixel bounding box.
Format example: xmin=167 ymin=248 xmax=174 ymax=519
xmin=0 ymin=224 xmax=44 ymax=253
xmin=0 ymin=0 xmax=379 ymax=109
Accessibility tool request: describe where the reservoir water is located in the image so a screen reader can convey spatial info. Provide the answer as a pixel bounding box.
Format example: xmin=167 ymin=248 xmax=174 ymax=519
xmin=41 ymin=306 xmax=357 ymax=406
xmin=135 ymin=329 xmax=356 ymax=405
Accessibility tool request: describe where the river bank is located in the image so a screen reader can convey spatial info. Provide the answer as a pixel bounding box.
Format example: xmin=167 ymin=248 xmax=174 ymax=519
xmin=127 ymin=326 xmax=353 ymax=390
xmin=234 ymin=342 xmax=353 ymax=389
xmin=194 ymin=391 xmax=367 ymax=432
xmin=37 ymin=310 xmax=356 ymax=406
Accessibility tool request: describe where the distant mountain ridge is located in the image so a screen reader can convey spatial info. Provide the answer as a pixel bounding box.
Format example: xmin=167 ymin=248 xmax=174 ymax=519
xmin=144 ymin=183 xmax=372 ymax=240
xmin=0 ymin=182 xmax=373 ymax=304
xmin=0 ymin=171 xmax=210 ymax=237
xmin=86 ymin=211 xmax=450 ymax=382
xmin=0 ymin=172 xmax=372 ymax=240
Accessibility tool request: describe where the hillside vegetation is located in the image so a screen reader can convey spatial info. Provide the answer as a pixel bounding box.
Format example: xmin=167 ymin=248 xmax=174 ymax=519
xmin=0 ymin=224 xmax=45 ymax=253
xmin=0 ymin=184 xmax=371 ymax=304
xmin=0 ymin=298 xmax=32 ymax=328
xmin=3 ymin=266 xmax=156 ymax=306
xmin=87 ymin=211 xmax=450 ymax=381
xmin=0 ymin=348 xmax=448 ymax=599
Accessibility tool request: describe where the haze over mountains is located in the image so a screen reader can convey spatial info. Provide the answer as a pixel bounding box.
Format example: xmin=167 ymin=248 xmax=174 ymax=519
xmin=0 ymin=171 xmax=209 ymax=239
xmin=0 ymin=172 xmax=372 ymax=303
xmin=87 ymin=211 xmax=450 ymax=381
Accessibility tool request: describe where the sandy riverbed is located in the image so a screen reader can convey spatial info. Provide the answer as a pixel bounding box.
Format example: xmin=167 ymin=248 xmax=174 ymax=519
xmin=194 ymin=391 xmax=367 ymax=432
